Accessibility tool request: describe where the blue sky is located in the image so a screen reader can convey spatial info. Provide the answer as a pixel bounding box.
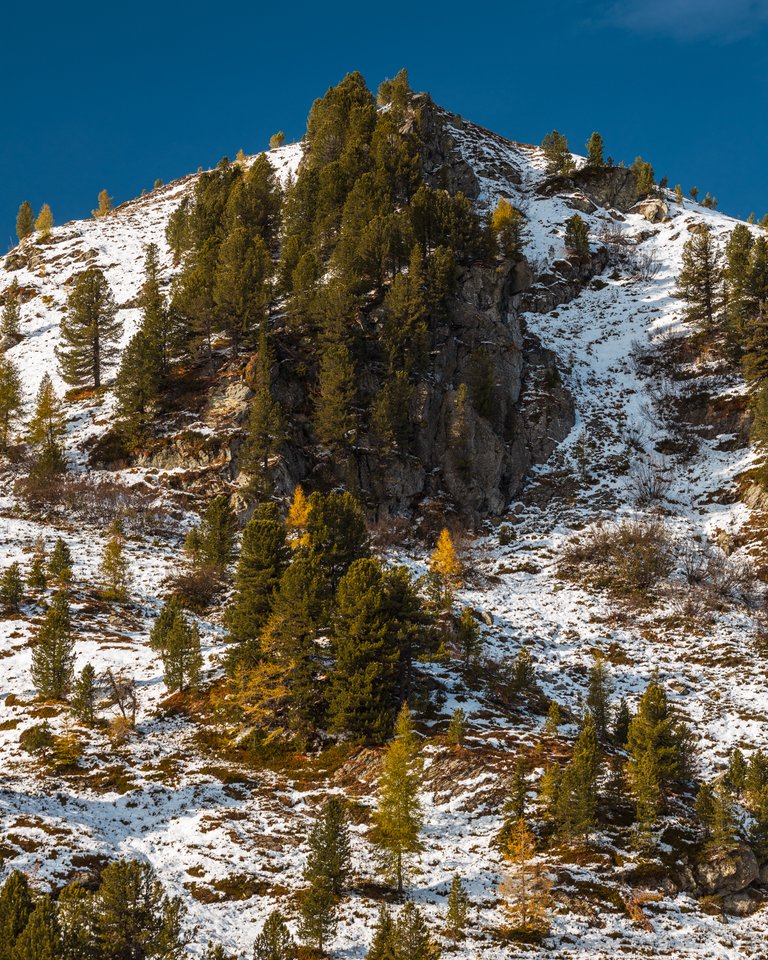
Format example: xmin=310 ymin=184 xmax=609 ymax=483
xmin=2 ymin=0 xmax=768 ymax=247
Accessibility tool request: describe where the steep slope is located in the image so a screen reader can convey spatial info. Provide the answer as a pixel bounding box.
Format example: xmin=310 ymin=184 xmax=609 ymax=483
xmin=1 ymin=96 xmax=767 ymax=960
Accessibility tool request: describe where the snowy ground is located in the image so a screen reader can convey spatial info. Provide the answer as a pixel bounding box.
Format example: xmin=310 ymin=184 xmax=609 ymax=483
xmin=0 ymin=123 xmax=767 ymax=957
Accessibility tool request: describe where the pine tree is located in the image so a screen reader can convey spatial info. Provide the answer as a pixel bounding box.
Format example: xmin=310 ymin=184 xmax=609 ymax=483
xmin=675 ymin=184 xmax=684 ymax=205
xmin=1 ymin=281 xmax=23 ymax=348
xmin=626 ymin=678 xmax=693 ymax=789
xmin=56 ymin=266 xmax=121 ymax=390
xmin=727 ymin=748 xmax=748 ymax=799
xmin=31 ymin=590 xmax=75 ymax=700
xmin=305 ymin=490 xmax=370 ymax=591
xmin=428 ymin=528 xmax=461 ymax=610
xmin=196 ymin=496 xmax=236 ymax=572
xmin=723 ymin=223 xmax=754 ymax=343
xmin=225 ymin=502 xmax=288 ymax=654
xmin=564 ymin=214 xmax=589 ymax=258
xmin=298 ymin=875 xmax=336 ymax=953
xmin=92 ymin=189 xmax=114 ymax=218
xmin=114 ymin=329 xmax=163 ymax=445
xmin=374 ymin=703 xmax=423 ymax=896
xmin=304 ymin=796 xmax=351 ymax=896
xmin=286 ymin=484 xmax=311 ymax=549
xmin=71 ymin=663 xmax=99 ymax=725
xmin=499 ymin=818 xmax=550 ymax=937
xmin=48 ymin=538 xmax=73 ymax=586
xmin=140 ymin=243 xmax=180 ymax=377
xmin=631 ymin=157 xmax=655 ymax=195
xmin=240 ymin=322 xmax=284 ymax=493
xmin=0 ymin=562 xmax=23 ymax=611
xmin=585 ymin=132 xmax=604 ymax=168
xmin=676 ymin=226 xmax=723 ymax=337
xmin=27 ymin=538 xmax=47 ymax=590
xmin=456 ymin=607 xmax=482 ymax=675
xmin=541 ymin=131 xmax=573 ymax=175
xmin=252 ymin=911 xmax=296 ymax=960
xmin=161 ymin=610 xmax=203 ymax=693
xmin=586 ymin=653 xmax=613 ymax=741
xmin=0 ymin=871 xmax=34 ymax=960
xmin=709 ymin=778 xmax=738 ymax=847
xmin=100 ymin=534 xmax=129 ymax=601
xmin=367 ymin=906 xmax=397 ymax=960
xmin=28 ymin=374 xmax=67 ymax=477
xmin=382 ymin=245 xmax=429 ymax=373
xmin=445 ymin=873 xmax=469 ymax=942
xmin=570 ymin=713 xmax=601 ymax=839
xmin=544 ymin=700 xmax=561 ymax=736
xmin=395 ymin=902 xmax=440 ymax=960
xmin=314 ymin=337 xmax=357 ymax=449
xmin=446 ymin=707 xmax=466 ymax=747
xmin=10 ymin=895 xmax=62 ymax=960
xmin=57 ymin=881 xmax=96 ymax=960
xmin=0 ymin=355 xmax=23 ymax=450
xmin=16 ymin=201 xmax=35 ymax=241
xmin=612 ymin=697 xmax=631 ymax=747
xmin=632 ymin=749 xmax=662 ymax=849
xmin=213 ymin=229 xmax=271 ymax=355
xmin=35 ymin=204 xmax=54 ymax=238
xmin=742 ymin=236 xmax=768 ymax=382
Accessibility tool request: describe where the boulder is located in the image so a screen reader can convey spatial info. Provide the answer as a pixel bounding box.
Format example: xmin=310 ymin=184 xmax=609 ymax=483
xmin=694 ymin=844 xmax=760 ymax=895
xmin=721 ymin=889 xmax=764 ymax=916
xmin=632 ymin=198 xmax=669 ymax=223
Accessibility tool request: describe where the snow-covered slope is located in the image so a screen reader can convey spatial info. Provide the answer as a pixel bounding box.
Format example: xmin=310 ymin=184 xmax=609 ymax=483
xmin=1 ymin=116 xmax=766 ymax=959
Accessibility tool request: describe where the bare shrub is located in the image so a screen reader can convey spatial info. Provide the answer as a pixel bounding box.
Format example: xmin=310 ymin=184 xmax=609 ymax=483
xmin=627 ymin=246 xmax=662 ymax=282
xmin=679 ymin=541 xmax=756 ymax=606
xmin=168 ymin=564 xmax=223 ymax=612
xmin=628 ymin=457 xmax=672 ymax=508
xmin=560 ymin=518 xmax=675 ymax=603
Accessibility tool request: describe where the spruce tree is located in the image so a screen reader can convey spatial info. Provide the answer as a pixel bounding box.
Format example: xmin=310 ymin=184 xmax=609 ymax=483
xmin=586 ymin=653 xmax=613 ymax=742
xmin=367 ymin=906 xmax=397 ymax=960
xmin=27 ymin=538 xmax=47 ymax=590
xmin=48 ymin=538 xmax=73 ymax=586
xmin=585 ymin=132 xmax=604 ymax=168
xmin=56 ymin=266 xmax=121 ymax=390
xmin=304 ymin=796 xmax=351 ymax=896
xmin=28 ymin=374 xmax=67 ymax=477
xmin=11 ymin=896 xmax=63 ymax=960
xmin=0 ymin=562 xmax=23 ymax=611
xmin=0 ymin=355 xmax=23 ymax=450
xmin=298 ymin=877 xmax=336 ymax=952
xmin=252 ymin=911 xmax=296 ymax=960
xmin=445 ymin=873 xmax=469 ymax=942
xmin=305 ymin=490 xmax=369 ymax=592
xmin=225 ymin=502 xmax=289 ymax=655
xmin=71 ymin=663 xmax=99 ymax=725
xmin=0 ymin=871 xmax=34 ymax=960
xmin=676 ymin=226 xmax=723 ymax=337
xmin=196 ymin=496 xmax=236 ymax=572
xmin=31 ymin=590 xmax=75 ymax=700
xmin=395 ymin=902 xmax=440 ymax=960
xmin=1 ymin=281 xmax=23 ymax=348
xmin=374 ymin=703 xmax=423 ymax=896
xmin=16 ymin=201 xmax=35 ymax=241
xmin=626 ymin=678 xmax=693 ymax=789
xmin=240 ymin=322 xmax=284 ymax=493
xmin=35 ymin=204 xmax=54 ymax=238
xmin=541 ymin=131 xmax=573 ymax=175
xmin=632 ymin=749 xmax=662 ymax=849
xmin=570 ymin=713 xmax=601 ymax=839
xmin=161 ymin=610 xmax=203 ymax=693
xmin=446 ymin=707 xmax=466 ymax=747
xmin=564 ymin=214 xmax=589 ymax=258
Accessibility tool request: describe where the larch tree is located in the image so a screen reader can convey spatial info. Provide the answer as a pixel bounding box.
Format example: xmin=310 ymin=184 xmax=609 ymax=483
xmin=286 ymin=484 xmax=311 ymax=549
xmin=428 ymin=528 xmax=462 ymax=609
xmin=499 ymin=817 xmax=551 ymax=938
xmin=56 ymin=267 xmax=122 ymax=390
xmin=28 ymin=374 xmax=67 ymax=476
xmin=16 ymin=201 xmax=35 ymax=241
xmin=35 ymin=204 xmax=54 ymax=238
xmin=92 ymin=189 xmax=113 ymax=218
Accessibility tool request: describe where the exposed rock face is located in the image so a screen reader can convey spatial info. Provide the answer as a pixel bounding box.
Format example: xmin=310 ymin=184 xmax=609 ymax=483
xmin=633 ymin=198 xmax=669 ymax=223
xmin=693 ymin=843 xmax=760 ymax=896
xmin=539 ymin=166 xmax=643 ymax=214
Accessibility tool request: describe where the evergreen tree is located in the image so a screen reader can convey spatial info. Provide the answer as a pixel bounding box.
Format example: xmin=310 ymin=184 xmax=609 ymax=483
xmin=0 ymin=354 xmax=23 ymax=450
xmin=585 ymin=132 xmax=604 ymax=168
xmin=541 ymin=131 xmax=573 ymax=175
xmin=632 ymin=749 xmax=662 ymax=849
xmin=544 ymin=700 xmax=561 ymax=736
xmin=0 ymin=562 xmax=23 ymax=611
xmin=723 ymin=223 xmax=754 ymax=344
xmin=161 ymin=610 xmax=203 ymax=693
xmin=727 ymin=748 xmax=748 ymax=799
xmin=428 ymin=528 xmax=461 ymax=610
xmin=446 ymin=707 xmax=466 ymax=747
xmin=48 ymin=538 xmax=73 ymax=586
xmin=305 ymin=490 xmax=369 ymax=592
xmin=35 ymin=204 xmax=54 ymax=238
xmin=71 ymin=663 xmax=99 ymax=725
xmin=252 ymin=911 xmax=296 ymax=960
xmin=213 ymin=229 xmax=271 ymax=355
xmin=374 ymin=703 xmax=423 ymax=896
xmin=304 ymin=796 xmax=352 ymax=896
xmin=240 ymin=322 xmax=284 ymax=493
xmin=57 ymin=881 xmax=97 ymax=960
xmin=196 ymin=496 xmax=236 ymax=572
xmin=0 ymin=871 xmax=34 ymax=960
xmin=114 ymin=329 xmax=162 ymax=446
xmin=564 ymin=214 xmax=589 ymax=258
xmin=586 ymin=653 xmax=613 ymax=741
xmin=11 ymin=896 xmax=62 ymax=960
xmin=28 ymin=374 xmax=67 ymax=477
xmin=92 ymin=189 xmax=114 ymax=218
xmin=1 ymin=281 xmax=23 ymax=348
xmin=314 ymin=335 xmax=357 ymax=450
xmin=742 ymin=236 xmax=768 ymax=382
xmin=298 ymin=875 xmax=336 ymax=953
xmin=570 ymin=713 xmax=601 ymax=839
xmin=631 ymin=157 xmax=655 ymax=195
xmin=700 ymin=778 xmax=739 ymax=847
xmin=56 ymin=266 xmax=121 ymax=390
xmin=612 ymin=697 xmax=631 ymax=748
xmin=28 ymin=538 xmax=47 ymax=590
xmin=676 ymin=226 xmax=723 ymax=337
xmin=626 ymin=678 xmax=693 ymax=790
xmin=456 ymin=607 xmax=482 ymax=675
xmin=445 ymin=873 xmax=469 ymax=942
xmin=395 ymin=902 xmax=440 ymax=960
xmin=16 ymin=201 xmax=35 ymax=241
xmin=367 ymin=906 xmax=397 ymax=960
xmin=140 ymin=243 xmax=180 ymax=377
xmin=225 ymin=502 xmax=288 ymax=654
xmin=674 ymin=184 xmax=684 ymax=205
xmin=100 ymin=533 xmax=129 ymax=601
xmin=382 ymin=245 xmax=429 ymax=373
xmin=499 ymin=818 xmax=550 ymax=937
xmin=31 ymin=590 xmax=75 ymax=700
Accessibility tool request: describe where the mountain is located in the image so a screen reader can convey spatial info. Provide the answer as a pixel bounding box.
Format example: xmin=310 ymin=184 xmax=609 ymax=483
xmin=0 ymin=73 xmax=767 ymax=959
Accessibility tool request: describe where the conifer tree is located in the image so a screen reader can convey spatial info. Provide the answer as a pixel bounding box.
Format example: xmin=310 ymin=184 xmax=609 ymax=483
xmin=298 ymin=875 xmax=336 ymax=953
xmin=100 ymin=533 xmax=129 ymax=601
xmin=286 ymin=484 xmax=311 ymax=549
xmin=0 ymin=355 xmax=23 ymax=451
xmin=382 ymin=245 xmax=429 ymax=373
xmin=0 ymin=870 xmax=33 ymax=960
xmin=114 ymin=328 xmax=162 ymax=446
xmin=140 ymin=243 xmax=180 ymax=376
xmin=213 ymin=229 xmax=271 ymax=355
xmin=631 ymin=157 xmax=655 ymax=195
xmin=626 ymin=678 xmax=693 ymax=790
xmin=723 ymin=223 xmax=754 ymax=343
xmin=742 ymin=236 xmax=768 ymax=382
xmin=541 ymin=131 xmax=573 ymax=175
xmin=225 ymin=502 xmax=288 ymax=655
xmin=499 ymin=818 xmax=550 ymax=937
xmin=612 ymin=697 xmax=631 ymax=747
xmin=586 ymin=653 xmax=613 ymax=742
xmin=10 ymin=895 xmax=62 ymax=960
xmin=196 ymin=496 xmax=236 ymax=572
xmin=28 ymin=538 xmax=47 ymax=590
xmin=447 ymin=707 xmax=466 ymax=747
xmin=35 ymin=204 xmax=54 ymax=238
xmin=28 ymin=374 xmax=67 ymax=477
xmin=676 ymin=226 xmax=723 ymax=337
xmin=16 ymin=201 xmax=35 ymax=241
xmin=314 ymin=336 xmax=357 ymax=449
xmin=570 ymin=712 xmax=601 ymax=839
xmin=240 ymin=322 xmax=284 ymax=493
xmin=395 ymin=902 xmax=440 ymax=960
xmin=675 ymin=184 xmax=684 ymax=205
xmin=585 ymin=132 xmax=604 ymax=168
xmin=632 ymin=749 xmax=662 ymax=849
xmin=56 ymin=266 xmax=121 ymax=390
xmin=1 ymin=281 xmax=23 ymax=348
xmin=71 ymin=663 xmax=99 ymax=725
xmin=374 ymin=703 xmax=423 ymax=896
xmin=428 ymin=528 xmax=462 ymax=610
xmin=304 ymin=796 xmax=352 ymax=896
xmin=564 ymin=214 xmax=589 ymax=258
xmin=367 ymin=906 xmax=397 ymax=960
xmin=456 ymin=607 xmax=482 ymax=675
xmin=48 ymin=538 xmax=73 ymax=586
xmin=31 ymin=590 xmax=75 ymax=700
xmin=305 ymin=490 xmax=370 ymax=592
xmin=445 ymin=873 xmax=470 ymax=942
xmin=161 ymin=610 xmax=203 ymax=693
xmin=544 ymin=700 xmax=561 ymax=736
xmin=57 ymin=881 xmax=96 ymax=960
xmin=269 ymin=131 xmax=286 ymax=149
xmin=252 ymin=911 xmax=296 ymax=960
xmin=0 ymin=562 xmax=23 ymax=612
xmin=727 ymin=748 xmax=748 ymax=799
xmin=92 ymin=189 xmax=114 ymax=218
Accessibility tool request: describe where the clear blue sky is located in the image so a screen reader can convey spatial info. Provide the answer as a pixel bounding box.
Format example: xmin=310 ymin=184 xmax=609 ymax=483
xmin=3 ymin=0 xmax=768 ymax=248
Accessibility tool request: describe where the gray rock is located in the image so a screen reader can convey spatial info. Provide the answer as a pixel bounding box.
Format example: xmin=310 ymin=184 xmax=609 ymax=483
xmin=721 ymin=889 xmax=764 ymax=916
xmin=693 ymin=844 xmax=760 ymax=895
xmin=632 ymin=198 xmax=669 ymax=223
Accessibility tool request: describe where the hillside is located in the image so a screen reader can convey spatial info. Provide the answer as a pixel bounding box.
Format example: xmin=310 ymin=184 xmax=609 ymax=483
xmin=1 ymin=74 xmax=768 ymax=960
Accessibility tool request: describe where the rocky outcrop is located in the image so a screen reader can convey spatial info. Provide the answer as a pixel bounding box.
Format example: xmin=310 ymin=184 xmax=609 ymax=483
xmin=693 ymin=843 xmax=760 ymax=896
xmin=633 ymin=198 xmax=669 ymax=223
xmin=539 ymin=166 xmax=644 ymax=214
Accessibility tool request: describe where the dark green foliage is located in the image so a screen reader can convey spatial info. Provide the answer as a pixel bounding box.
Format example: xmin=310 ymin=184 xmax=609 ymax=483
xmin=240 ymin=323 xmax=284 ymax=493
xmin=28 ymin=374 xmax=67 ymax=478
xmin=455 ymin=608 xmax=482 ymax=675
xmin=16 ymin=201 xmax=35 ymax=241
xmin=27 ymin=540 xmax=47 ymax=590
xmin=159 ymin=609 xmax=203 ymax=692
xmin=541 ymin=131 xmax=573 ymax=175
xmin=48 ymin=538 xmax=73 ymax=586
xmin=114 ymin=329 xmax=162 ymax=446
xmin=314 ymin=331 xmax=357 ymax=450
xmin=196 ymin=497 xmax=236 ymax=572
xmin=393 ymin=902 xmax=440 ymax=960
xmin=0 ymin=562 xmax=23 ymax=611
xmin=367 ymin=906 xmax=397 ymax=960
xmin=612 ymin=697 xmax=631 ymax=747
xmin=252 ymin=911 xmax=296 ymax=960
xmin=727 ymin=748 xmax=748 ymax=798
xmin=304 ymin=796 xmax=351 ymax=896
xmin=445 ymin=873 xmax=470 ymax=942
xmin=227 ymin=504 xmax=289 ymax=654
xmin=370 ymin=371 xmax=414 ymax=454
xmin=71 ymin=663 xmax=99 ymax=725
xmin=570 ymin=713 xmax=601 ymax=838
xmin=446 ymin=707 xmax=466 ymax=747
xmin=676 ymin=226 xmax=723 ymax=337
xmin=0 ymin=354 xmax=23 ymax=450
xmin=0 ymin=871 xmax=34 ymax=960
xmin=382 ymin=246 xmax=429 ymax=373
xmin=11 ymin=896 xmax=62 ymax=960
xmin=633 ymin=748 xmax=662 ymax=848
xmin=298 ymin=875 xmax=336 ymax=952
xmin=510 ymin=647 xmax=535 ymax=691
xmin=1 ymin=280 xmax=22 ymax=347
xmin=631 ymin=157 xmax=655 ymax=195
xmin=585 ymin=132 xmax=604 ymax=168
xmin=627 ymin=678 xmax=693 ymax=789
xmin=56 ymin=267 xmax=121 ymax=390
xmin=305 ymin=491 xmax=369 ymax=591
xmin=469 ymin=348 xmax=496 ymax=420
xmin=213 ymin=228 xmax=272 ymax=355
xmin=586 ymin=654 xmax=612 ymax=742
xmin=19 ymin=722 xmax=54 ymax=758
xmin=697 ymin=779 xmax=738 ymax=847
xmin=564 ymin=214 xmax=589 ymax=258
xmin=741 ymin=237 xmax=768 ymax=382
xmin=31 ymin=591 xmax=75 ymax=700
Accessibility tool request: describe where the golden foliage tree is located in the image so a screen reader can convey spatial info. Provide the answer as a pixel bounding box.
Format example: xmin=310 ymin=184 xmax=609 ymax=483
xmin=428 ymin=528 xmax=462 ymax=608
xmin=499 ymin=818 xmax=551 ymax=939
xmin=35 ymin=203 xmax=54 ymax=238
xmin=286 ymin=484 xmax=311 ymax=549
xmin=92 ymin=189 xmax=114 ymax=218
